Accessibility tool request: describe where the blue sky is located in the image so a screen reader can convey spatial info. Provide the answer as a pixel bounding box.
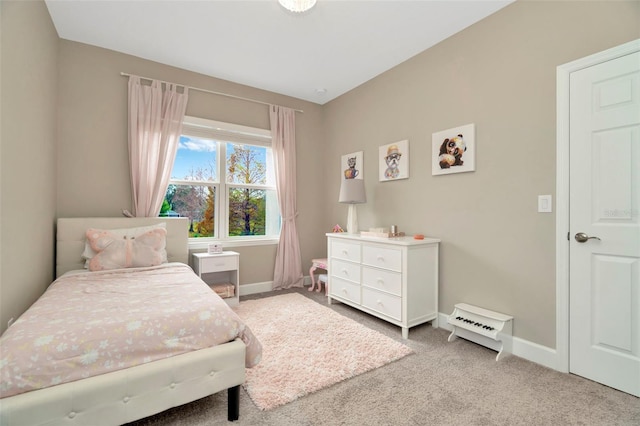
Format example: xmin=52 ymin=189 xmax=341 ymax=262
xmin=171 ymin=136 xmax=217 ymax=180
xmin=172 ymin=136 xmax=268 ymax=181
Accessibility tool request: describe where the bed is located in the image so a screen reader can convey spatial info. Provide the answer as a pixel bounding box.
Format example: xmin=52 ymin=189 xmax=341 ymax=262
xmin=0 ymin=217 xmax=261 ymax=425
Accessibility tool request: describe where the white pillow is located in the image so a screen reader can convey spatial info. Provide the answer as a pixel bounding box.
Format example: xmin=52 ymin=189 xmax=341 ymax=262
xmin=82 ymin=223 xmax=167 ymax=268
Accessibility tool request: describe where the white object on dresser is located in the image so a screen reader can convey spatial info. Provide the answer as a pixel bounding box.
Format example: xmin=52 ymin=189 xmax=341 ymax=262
xmin=193 ymin=251 xmax=240 ymax=306
xmin=326 ymin=233 xmax=440 ymax=339
xmin=447 ymin=303 xmax=513 ymax=361
xmin=208 ymin=242 xmax=223 ymax=254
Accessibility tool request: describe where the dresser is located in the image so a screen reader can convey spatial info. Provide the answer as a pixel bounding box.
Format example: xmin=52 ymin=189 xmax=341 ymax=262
xmin=326 ymin=233 xmax=440 ymax=339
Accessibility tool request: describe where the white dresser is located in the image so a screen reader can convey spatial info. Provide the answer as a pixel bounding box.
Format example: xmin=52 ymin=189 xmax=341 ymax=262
xmin=326 ymin=233 xmax=440 ymax=339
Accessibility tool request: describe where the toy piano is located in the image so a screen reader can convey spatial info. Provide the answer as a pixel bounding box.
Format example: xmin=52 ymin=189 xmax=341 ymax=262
xmin=447 ymin=303 xmax=513 ymax=361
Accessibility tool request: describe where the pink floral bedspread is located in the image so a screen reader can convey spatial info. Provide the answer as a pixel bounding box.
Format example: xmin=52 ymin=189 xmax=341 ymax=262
xmin=0 ymin=263 xmax=262 ymax=398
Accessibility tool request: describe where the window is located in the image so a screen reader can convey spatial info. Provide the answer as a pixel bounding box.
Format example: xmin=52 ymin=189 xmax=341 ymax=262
xmin=161 ymin=116 xmax=279 ymax=245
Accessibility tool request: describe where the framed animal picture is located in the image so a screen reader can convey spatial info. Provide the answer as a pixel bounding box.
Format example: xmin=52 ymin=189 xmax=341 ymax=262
xmin=432 ymin=123 xmax=476 ymax=175
xmin=341 ymin=151 xmax=363 ymax=180
xmin=379 ymin=140 xmax=409 ymax=181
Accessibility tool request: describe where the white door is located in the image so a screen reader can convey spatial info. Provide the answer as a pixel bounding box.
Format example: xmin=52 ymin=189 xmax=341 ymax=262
xmin=569 ymin=51 xmax=640 ymax=396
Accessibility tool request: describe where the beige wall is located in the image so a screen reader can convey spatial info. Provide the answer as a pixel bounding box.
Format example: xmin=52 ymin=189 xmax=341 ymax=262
xmin=0 ymin=0 xmax=59 ymax=334
xmin=1 ymin=0 xmax=638 ymax=349
xmin=323 ymin=0 xmax=639 ymax=348
xmin=56 ymin=40 xmax=326 ymax=287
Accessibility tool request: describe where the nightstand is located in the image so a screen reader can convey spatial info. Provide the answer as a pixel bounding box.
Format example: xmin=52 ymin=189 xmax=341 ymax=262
xmin=192 ymin=251 xmax=240 ymax=306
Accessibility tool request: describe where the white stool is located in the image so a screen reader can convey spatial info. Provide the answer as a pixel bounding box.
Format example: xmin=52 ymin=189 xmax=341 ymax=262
xmin=318 ymin=274 xmax=328 ymax=295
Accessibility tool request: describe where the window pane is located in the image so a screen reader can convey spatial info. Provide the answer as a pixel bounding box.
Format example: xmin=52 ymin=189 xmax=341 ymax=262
xmin=162 ymin=184 xmax=216 ymax=238
xmin=226 ymin=143 xmax=270 ymax=185
xmin=228 ymin=187 xmax=276 ymax=236
xmin=172 ymin=136 xmax=217 ymax=181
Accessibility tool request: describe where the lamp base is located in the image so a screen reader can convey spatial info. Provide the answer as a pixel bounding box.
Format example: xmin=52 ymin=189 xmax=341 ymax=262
xmin=346 ymin=204 xmax=359 ymax=234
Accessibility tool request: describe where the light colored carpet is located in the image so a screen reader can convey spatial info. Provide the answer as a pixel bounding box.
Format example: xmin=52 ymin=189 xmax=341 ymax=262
xmin=233 ymin=292 xmax=413 ymax=410
xmin=127 ymin=288 xmax=640 ymax=426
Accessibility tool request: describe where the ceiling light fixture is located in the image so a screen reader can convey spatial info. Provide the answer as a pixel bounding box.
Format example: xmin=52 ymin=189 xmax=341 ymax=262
xmin=278 ymin=0 xmax=317 ymax=13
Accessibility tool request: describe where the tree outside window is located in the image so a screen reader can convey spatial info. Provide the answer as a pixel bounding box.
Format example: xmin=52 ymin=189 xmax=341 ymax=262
xmin=160 ymin=117 xmax=279 ymax=241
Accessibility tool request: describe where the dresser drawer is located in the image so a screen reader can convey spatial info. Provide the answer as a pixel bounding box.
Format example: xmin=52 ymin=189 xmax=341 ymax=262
xmin=330 ymin=277 xmax=361 ymax=305
xmin=330 ymin=258 xmax=361 ymax=283
xmin=362 ymin=266 xmax=402 ymax=296
xmin=362 ymin=288 xmax=401 ymax=321
xmin=331 ymin=240 xmax=361 ymax=262
xmin=196 ymin=254 xmax=238 ymax=273
xmin=362 ymin=245 xmax=402 ymax=272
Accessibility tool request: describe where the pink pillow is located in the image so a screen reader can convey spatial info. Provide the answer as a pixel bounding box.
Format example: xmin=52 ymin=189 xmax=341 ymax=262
xmin=86 ymin=227 xmax=167 ymax=271
xmin=81 ymin=223 xmax=167 ymax=268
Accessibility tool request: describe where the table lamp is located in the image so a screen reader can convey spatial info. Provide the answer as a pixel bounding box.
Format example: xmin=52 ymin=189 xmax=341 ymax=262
xmin=339 ymin=178 xmax=366 ymax=234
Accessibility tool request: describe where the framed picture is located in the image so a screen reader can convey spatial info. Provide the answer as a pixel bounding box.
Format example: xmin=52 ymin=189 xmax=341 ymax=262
xmin=432 ymin=123 xmax=476 ymax=175
xmin=379 ymin=140 xmax=409 ymax=181
xmin=341 ymin=151 xmax=363 ymax=180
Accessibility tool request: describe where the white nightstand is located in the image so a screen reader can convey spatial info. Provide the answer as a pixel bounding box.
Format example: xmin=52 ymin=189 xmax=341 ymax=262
xmin=192 ymin=251 xmax=240 ymax=306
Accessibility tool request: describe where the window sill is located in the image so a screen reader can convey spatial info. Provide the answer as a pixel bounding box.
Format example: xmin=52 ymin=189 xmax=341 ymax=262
xmin=188 ymin=237 xmax=279 ymax=250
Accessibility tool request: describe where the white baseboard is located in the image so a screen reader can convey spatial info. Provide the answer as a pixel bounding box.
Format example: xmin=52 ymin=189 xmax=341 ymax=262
xmin=511 ymin=335 xmax=558 ymax=370
xmin=437 ymin=313 xmax=559 ymax=371
xmin=238 ymin=281 xmax=273 ymax=296
xmin=239 ymin=276 xmax=312 ymax=297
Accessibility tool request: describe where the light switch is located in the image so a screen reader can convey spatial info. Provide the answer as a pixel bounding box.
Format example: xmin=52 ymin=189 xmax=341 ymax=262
xmin=538 ymin=195 xmax=552 ymax=213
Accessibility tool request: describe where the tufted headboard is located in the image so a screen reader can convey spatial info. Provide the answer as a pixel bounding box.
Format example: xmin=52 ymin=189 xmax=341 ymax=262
xmin=56 ymin=217 xmax=189 ymax=278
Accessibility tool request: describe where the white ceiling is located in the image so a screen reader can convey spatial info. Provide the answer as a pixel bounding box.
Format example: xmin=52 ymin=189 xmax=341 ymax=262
xmin=45 ymin=0 xmax=514 ymax=105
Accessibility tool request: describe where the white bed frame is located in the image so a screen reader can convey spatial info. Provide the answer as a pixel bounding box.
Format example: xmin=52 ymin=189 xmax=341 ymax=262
xmin=0 ymin=217 xmax=246 ymax=425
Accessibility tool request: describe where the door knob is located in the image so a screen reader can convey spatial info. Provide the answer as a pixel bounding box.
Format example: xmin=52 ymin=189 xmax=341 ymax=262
xmin=575 ymin=232 xmax=601 ymax=243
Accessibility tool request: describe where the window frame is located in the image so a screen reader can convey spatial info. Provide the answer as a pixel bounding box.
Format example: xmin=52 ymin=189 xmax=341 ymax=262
xmin=169 ymin=116 xmax=279 ymax=249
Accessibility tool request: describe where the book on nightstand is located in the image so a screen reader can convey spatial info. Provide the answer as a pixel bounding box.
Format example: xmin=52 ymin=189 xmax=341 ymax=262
xmin=212 ymin=283 xmax=235 ymax=298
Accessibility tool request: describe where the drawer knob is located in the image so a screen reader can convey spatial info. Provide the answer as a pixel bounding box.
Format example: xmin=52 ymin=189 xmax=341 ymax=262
xmin=377 ymin=300 xmax=383 ymax=306
xmin=377 ymin=278 xmax=384 ymax=284
xmin=341 ymin=268 xmax=348 ymax=275
xmin=377 ymin=256 xmax=384 ymax=262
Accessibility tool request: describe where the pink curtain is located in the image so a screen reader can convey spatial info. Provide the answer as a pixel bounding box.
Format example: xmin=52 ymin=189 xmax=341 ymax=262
xmin=128 ymin=76 xmax=188 ymax=217
xmin=270 ymin=105 xmax=304 ymax=289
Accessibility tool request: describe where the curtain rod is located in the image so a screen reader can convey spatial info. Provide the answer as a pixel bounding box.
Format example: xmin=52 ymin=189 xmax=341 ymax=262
xmin=120 ymin=72 xmax=303 ymax=113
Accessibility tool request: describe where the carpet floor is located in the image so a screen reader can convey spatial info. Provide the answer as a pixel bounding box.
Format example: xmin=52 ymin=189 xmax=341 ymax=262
xmin=234 ymin=292 xmax=413 ymax=410
xmin=128 ymin=288 xmax=640 ymax=426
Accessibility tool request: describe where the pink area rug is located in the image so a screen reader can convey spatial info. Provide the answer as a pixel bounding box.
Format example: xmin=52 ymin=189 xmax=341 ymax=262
xmin=233 ymin=292 xmax=413 ymax=410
